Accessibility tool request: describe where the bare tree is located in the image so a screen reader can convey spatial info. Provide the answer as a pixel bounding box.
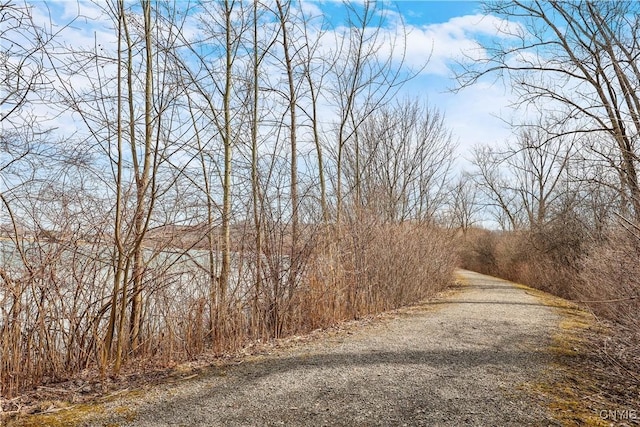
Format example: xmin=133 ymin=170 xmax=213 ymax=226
xmin=330 ymin=0 xmax=416 ymax=223
xmin=44 ymin=0 xmax=195 ymax=371
xmin=249 ymin=0 xmax=264 ymax=335
xmin=458 ymin=0 xmax=640 ymax=223
xmin=508 ymin=127 xmax=574 ymax=228
xmin=449 ymin=172 xmax=481 ymax=234
xmin=343 ymin=99 xmax=455 ymax=223
xmin=273 ymin=0 xmax=299 ymax=244
xmin=471 ymin=124 xmax=573 ymax=230
xmin=177 ymin=0 xmax=252 ymax=346
xmin=298 ymin=5 xmax=334 ymax=223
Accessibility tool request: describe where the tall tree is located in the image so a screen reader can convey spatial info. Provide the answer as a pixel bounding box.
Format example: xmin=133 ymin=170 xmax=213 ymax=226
xmin=343 ymin=99 xmax=455 ymax=223
xmin=275 ymin=0 xmax=299 ymax=244
xmin=471 ymin=124 xmax=574 ymax=230
xmin=179 ymin=0 xmax=250 ymax=345
xmin=331 ymin=0 xmax=414 ymax=223
xmin=449 ymin=172 xmax=481 ymax=234
xmin=458 ymin=0 xmax=640 ymax=223
xmin=299 ymin=5 xmax=333 ymax=223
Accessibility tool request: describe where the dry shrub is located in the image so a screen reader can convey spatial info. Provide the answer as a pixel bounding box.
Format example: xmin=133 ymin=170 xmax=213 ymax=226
xmin=456 ymin=222 xmax=640 ymax=392
xmin=0 ymin=218 xmax=457 ymax=399
xmin=456 ymin=216 xmax=586 ymax=300
xmin=360 ymin=222 xmax=455 ymax=311
xmin=297 ymin=220 xmax=456 ymax=330
xmin=455 ymin=228 xmax=499 ymax=275
xmin=460 ymin=219 xmax=639 ymax=330
xmin=580 ymin=230 xmax=640 ymax=328
xmin=0 ymin=239 xmax=114 ymax=398
xmin=576 ymin=230 xmax=640 ymax=398
xmin=494 ymin=230 xmax=583 ymax=299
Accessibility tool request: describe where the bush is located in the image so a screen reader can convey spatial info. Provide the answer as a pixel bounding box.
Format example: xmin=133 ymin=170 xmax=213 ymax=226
xmin=456 ymin=217 xmax=587 ymax=300
xmin=580 ymin=231 xmax=640 ymax=328
xmin=297 ymin=220 xmax=457 ymax=330
xmin=456 ymin=228 xmax=499 ymax=275
xmin=0 ymin=219 xmax=458 ymax=397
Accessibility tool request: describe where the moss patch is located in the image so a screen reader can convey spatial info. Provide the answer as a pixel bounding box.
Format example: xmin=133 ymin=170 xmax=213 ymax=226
xmin=6 ymin=403 xmax=106 ymax=427
xmin=113 ymin=405 xmax=138 ymax=423
xmin=516 ymin=282 xmax=628 ymax=426
xmin=4 ymin=387 xmax=150 ymax=427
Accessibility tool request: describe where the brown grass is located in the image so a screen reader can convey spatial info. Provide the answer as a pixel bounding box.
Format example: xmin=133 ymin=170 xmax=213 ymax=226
xmin=0 ymin=220 xmax=456 ymax=417
xmin=456 ymin=224 xmax=640 ymax=410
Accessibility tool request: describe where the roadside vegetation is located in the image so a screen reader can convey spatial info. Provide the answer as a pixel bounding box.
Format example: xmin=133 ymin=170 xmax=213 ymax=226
xmin=2 ymin=0 xmax=640 ymax=421
xmin=1 ymin=0 xmax=456 ymax=412
xmin=453 ymin=0 xmax=640 ymax=408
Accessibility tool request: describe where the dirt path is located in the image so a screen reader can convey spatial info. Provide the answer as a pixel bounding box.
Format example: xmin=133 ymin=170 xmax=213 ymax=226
xmin=32 ymin=270 xmax=569 ymax=426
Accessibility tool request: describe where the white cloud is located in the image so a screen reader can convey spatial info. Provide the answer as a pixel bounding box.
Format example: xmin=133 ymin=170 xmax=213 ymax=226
xmin=299 ymin=0 xmax=324 ymax=20
xmin=377 ymin=14 xmax=523 ymax=76
xmin=368 ymin=12 xmax=526 ymax=167
xmin=440 ymin=82 xmax=513 ymax=150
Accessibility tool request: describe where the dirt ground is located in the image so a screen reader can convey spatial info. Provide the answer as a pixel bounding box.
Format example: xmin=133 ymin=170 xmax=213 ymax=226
xmin=8 ymin=270 xmax=634 ymax=426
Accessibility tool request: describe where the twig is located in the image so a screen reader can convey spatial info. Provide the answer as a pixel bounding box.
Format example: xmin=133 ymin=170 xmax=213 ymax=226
xmin=40 ymin=405 xmax=75 ymax=415
xmin=104 ymin=388 xmax=129 ymax=399
xmin=1 ymin=409 xmax=23 ymax=417
xmin=36 ymin=385 xmax=74 ymax=394
xmin=575 ymin=296 xmax=638 ymax=304
xmin=599 ymin=346 xmax=640 ymax=383
xmin=614 ymin=212 xmax=640 ymax=241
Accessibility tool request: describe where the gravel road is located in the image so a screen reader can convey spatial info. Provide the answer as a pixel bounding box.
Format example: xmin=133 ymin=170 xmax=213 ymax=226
xmin=86 ymin=269 xmax=562 ymax=426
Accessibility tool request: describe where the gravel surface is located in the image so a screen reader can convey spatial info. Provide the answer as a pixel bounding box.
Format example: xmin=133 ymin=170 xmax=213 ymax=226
xmin=86 ymin=269 xmax=562 ymax=426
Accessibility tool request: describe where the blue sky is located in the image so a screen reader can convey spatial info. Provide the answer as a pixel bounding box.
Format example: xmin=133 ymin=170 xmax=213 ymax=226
xmin=29 ymin=0 xmax=516 ymax=169
xmin=307 ymin=1 xmax=516 ymax=165
xmin=318 ymin=1 xmax=482 ymax=25
xmin=395 ymin=1 xmax=482 ymax=25
xmin=382 ymin=1 xmax=515 ymax=164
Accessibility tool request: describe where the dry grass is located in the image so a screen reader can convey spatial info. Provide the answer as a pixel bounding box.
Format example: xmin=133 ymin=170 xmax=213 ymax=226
xmin=456 ymin=225 xmax=640 ymax=418
xmin=508 ymin=280 xmax=639 ymax=426
xmin=0 ymin=221 xmax=456 ymax=420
